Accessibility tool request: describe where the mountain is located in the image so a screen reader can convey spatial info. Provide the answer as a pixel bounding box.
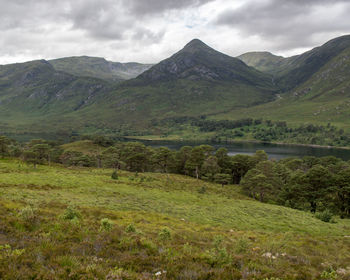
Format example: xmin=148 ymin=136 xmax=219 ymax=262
xmin=84 ymin=39 xmax=277 ymax=126
xmin=0 ymin=60 xmax=109 ymax=137
xmin=237 ymin=52 xmax=285 ymax=75
xmin=138 ymin=39 xmax=273 ymax=87
xmin=238 ymin=35 xmax=350 ymax=91
xmin=219 ymin=35 xmax=350 ymax=127
xmin=1 ymin=35 xmax=350 ymax=140
xmin=49 ymin=56 xmax=153 ymax=81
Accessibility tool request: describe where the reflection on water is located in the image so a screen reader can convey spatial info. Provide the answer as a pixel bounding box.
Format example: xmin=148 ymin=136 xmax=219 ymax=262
xmin=137 ymin=140 xmax=350 ymax=161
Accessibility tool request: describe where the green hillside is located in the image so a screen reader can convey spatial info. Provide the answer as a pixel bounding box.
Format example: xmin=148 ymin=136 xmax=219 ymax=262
xmin=238 ymin=35 xmax=350 ymax=91
xmin=237 ymin=51 xmax=285 ymax=75
xmin=219 ymin=40 xmax=350 ymax=129
xmin=49 ymin=56 xmax=152 ymax=81
xmin=1 ymin=35 xmax=350 ymax=144
xmin=1 ymin=158 xmax=350 ymax=279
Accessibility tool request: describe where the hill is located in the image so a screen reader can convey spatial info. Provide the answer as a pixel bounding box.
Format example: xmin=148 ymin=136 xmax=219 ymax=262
xmin=1 ymin=35 xmax=350 ymax=142
xmin=237 ymin=51 xmax=285 ymax=75
xmin=138 ymin=39 xmax=273 ymax=86
xmin=220 ymin=36 xmax=350 ymax=130
xmin=49 ymin=56 xmax=153 ymax=81
xmin=1 ymin=158 xmax=350 ymax=278
xmin=238 ymin=35 xmax=350 ymax=91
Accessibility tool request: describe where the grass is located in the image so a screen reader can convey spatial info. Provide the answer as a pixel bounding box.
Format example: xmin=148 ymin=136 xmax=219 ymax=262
xmin=1 ymin=158 xmax=350 ymax=279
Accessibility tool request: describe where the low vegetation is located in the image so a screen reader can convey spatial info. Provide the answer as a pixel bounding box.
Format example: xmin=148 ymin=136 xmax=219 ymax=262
xmin=1 ymin=135 xmax=350 ymax=279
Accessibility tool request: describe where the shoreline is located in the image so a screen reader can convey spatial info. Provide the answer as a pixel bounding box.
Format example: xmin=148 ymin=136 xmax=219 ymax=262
xmin=124 ymin=136 xmax=350 ymax=151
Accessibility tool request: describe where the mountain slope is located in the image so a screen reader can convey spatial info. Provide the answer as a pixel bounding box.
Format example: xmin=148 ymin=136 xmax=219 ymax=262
xmin=49 ymin=56 xmax=153 ymax=81
xmin=238 ymin=35 xmax=350 ymax=91
xmin=0 ymin=60 xmax=109 ymax=135
xmin=75 ymin=39 xmax=278 ymax=127
xmin=237 ymin=51 xmax=285 ymax=75
xmin=216 ymin=42 xmax=350 ymax=129
xmin=137 ymin=39 xmax=274 ymax=87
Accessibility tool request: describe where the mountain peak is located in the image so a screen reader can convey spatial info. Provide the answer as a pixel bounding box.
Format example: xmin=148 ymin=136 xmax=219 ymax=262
xmin=181 ymin=39 xmax=214 ymax=54
xmin=136 ymin=38 xmax=273 ymax=86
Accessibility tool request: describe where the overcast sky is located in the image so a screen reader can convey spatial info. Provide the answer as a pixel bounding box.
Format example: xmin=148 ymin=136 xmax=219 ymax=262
xmin=0 ymin=0 xmax=349 ymax=64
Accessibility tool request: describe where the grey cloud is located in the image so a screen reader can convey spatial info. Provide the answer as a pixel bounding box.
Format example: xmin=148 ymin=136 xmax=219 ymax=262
xmin=129 ymin=0 xmax=214 ymax=15
xmin=215 ymin=0 xmax=350 ymax=51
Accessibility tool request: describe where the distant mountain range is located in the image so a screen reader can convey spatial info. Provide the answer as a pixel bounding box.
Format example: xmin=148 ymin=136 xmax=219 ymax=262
xmin=0 ymin=34 xmax=350 ymax=139
xmin=49 ymin=56 xmax=153 ymax=82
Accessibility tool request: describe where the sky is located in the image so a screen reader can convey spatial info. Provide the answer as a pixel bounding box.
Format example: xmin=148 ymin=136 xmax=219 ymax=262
xmin=0 ymin=0 xmax=349 ymax=64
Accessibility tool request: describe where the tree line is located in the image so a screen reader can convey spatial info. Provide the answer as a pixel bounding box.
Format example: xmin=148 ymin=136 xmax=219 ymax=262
xmin=1 ymin=135 xmax=349 ymax=219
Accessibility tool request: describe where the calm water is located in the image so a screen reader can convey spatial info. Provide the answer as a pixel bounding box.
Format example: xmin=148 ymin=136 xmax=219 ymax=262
xmin=137 ymin=140 xmax=350 ymax=161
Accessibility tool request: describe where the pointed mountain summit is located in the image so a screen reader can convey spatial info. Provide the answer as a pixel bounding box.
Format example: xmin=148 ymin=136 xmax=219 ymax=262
xmin=138 ymin=39 xmax=273 ymax=87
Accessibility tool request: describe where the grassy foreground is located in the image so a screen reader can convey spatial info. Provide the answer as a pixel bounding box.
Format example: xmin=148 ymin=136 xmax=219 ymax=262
xmin=1 ymin=158 xmax=350 ymax=279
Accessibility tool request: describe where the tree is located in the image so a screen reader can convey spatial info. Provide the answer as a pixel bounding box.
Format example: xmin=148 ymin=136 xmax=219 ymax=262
xmin=241 ymin=161 xmax=279 ymax=202
xmin=22 ymin=150 xmax=40 ymax=168
xmin=229 ymin=154 xmax=254 ymax=184
xmin=0 ymin=136 xmax=10 ymax=158
xmin=152 ymin=147 xmax=174 ymax=173
xmin=215 ymin=148 xmax=230 ymax=172
xmin=174 ymin=146 xmax=192 ymax=174
xmin=334 ymin=169 xmax=350 ymax=218
xmin=102 ymin=147 xmax=122 ymax=170
xmin=120 ymin=142 xmax=153 ymax=172
xmin=31 ymin=144 xmax=50 ymax=164
xmin=213 ymin=173 xmax=231 ymax=187
xmin=185 ymin=146 xmax=212 ymax=179
xmin=298 ymin=165 xmax=334 ymax=213
xmin=201 ymin=156 xmax=220 ymax=181
xmin=241 ymin=169 xmax=272 ymax=202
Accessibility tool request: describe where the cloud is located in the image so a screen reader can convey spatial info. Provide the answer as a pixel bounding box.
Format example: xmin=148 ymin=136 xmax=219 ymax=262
xmin=215 ymin=0 xmax=350 ymax=52
xmin=129 ymin=0 xmax=214 ymax=15
xmin=0 ymin=0 xmax=349 ymax=64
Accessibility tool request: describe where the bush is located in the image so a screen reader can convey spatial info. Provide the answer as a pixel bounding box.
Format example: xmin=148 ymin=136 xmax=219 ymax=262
xmin=158 ymin=227 xmax=171 ymax=241
xmin=111 ymin=171 xmax=118 ymax=180
xmin=315 ymin=209 xmax=334 ymax=223
xmin=198 ymin=186 xmax=206 ymax=194
xmin=125 ymin=223 xmax=136 ymax=233
xmin=100 ymin=218 xmax=114 ymax=232
xmin=18 ymin=206 xmax=36 ymax=222
xmin=62 ymin=206 xmax=81 ymax=220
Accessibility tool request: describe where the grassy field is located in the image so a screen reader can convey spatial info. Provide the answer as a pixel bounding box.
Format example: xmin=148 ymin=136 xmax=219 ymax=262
xmin=1 ymin=158 xmax=350 ymax=279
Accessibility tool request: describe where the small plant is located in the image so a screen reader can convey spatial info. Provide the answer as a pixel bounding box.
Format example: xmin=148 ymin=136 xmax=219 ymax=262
xmin=18 ymin=206 xmax=36 ymax=222
xmin=0 ymin=244 xmax=25 ymax=260
xmin=321 ymin=268 xmax=338 ymax=279
xmin=235 ymin=238 xmax=249 ymax=254
xmin=125 ymin=223 xmax=136 ymax=233
xmin=316 ymin=209 xmax=334 ymax=223
xmin=158 ymin=227 xmax=171 ymax=241
xmin=100 ymin=218 xmax=114 ymax=232
xmin=111 ymin=170 xmax=118 ymax=180
xmin=62 ymin=206 xmax=81 ymax=220
xmin=198 ymin=186 xmax=206 ymax=194
xmin=210 ymin=235 xmax=230 ymax=264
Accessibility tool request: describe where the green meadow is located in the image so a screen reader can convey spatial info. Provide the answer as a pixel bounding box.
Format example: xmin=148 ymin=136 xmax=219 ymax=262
xmin=1 ymin=158 xmax=350 ymax=279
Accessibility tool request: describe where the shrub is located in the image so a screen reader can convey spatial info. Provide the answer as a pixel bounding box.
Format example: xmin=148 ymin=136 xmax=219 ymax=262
xmin=158 ymin=227 xmax=171 ymax=241
xmin=18 ymin=206 xmax=36 ymax=222
xmin=111 ymin=171 xmax=118 ymax=180
xmin=125 ymin=223 xmax=136 ymax=233
xmin=210 ymin=235 xmax=230 ymax=264
xmin=198 ymin=186 xmax=206 ymax=194
xmin=315 ymin=209 xmax=334 ymax=223
xmin=320 ymin=268 xmax=338 ymax=279
xmin=62 ymin=206 xmax=81 ymax=220
xmin=100 ymin=218 xmax=114 ymax=232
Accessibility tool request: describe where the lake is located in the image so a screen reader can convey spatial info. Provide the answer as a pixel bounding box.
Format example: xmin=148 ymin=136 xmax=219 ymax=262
xmin=136 ymin=140 xmax=350 ymax=161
